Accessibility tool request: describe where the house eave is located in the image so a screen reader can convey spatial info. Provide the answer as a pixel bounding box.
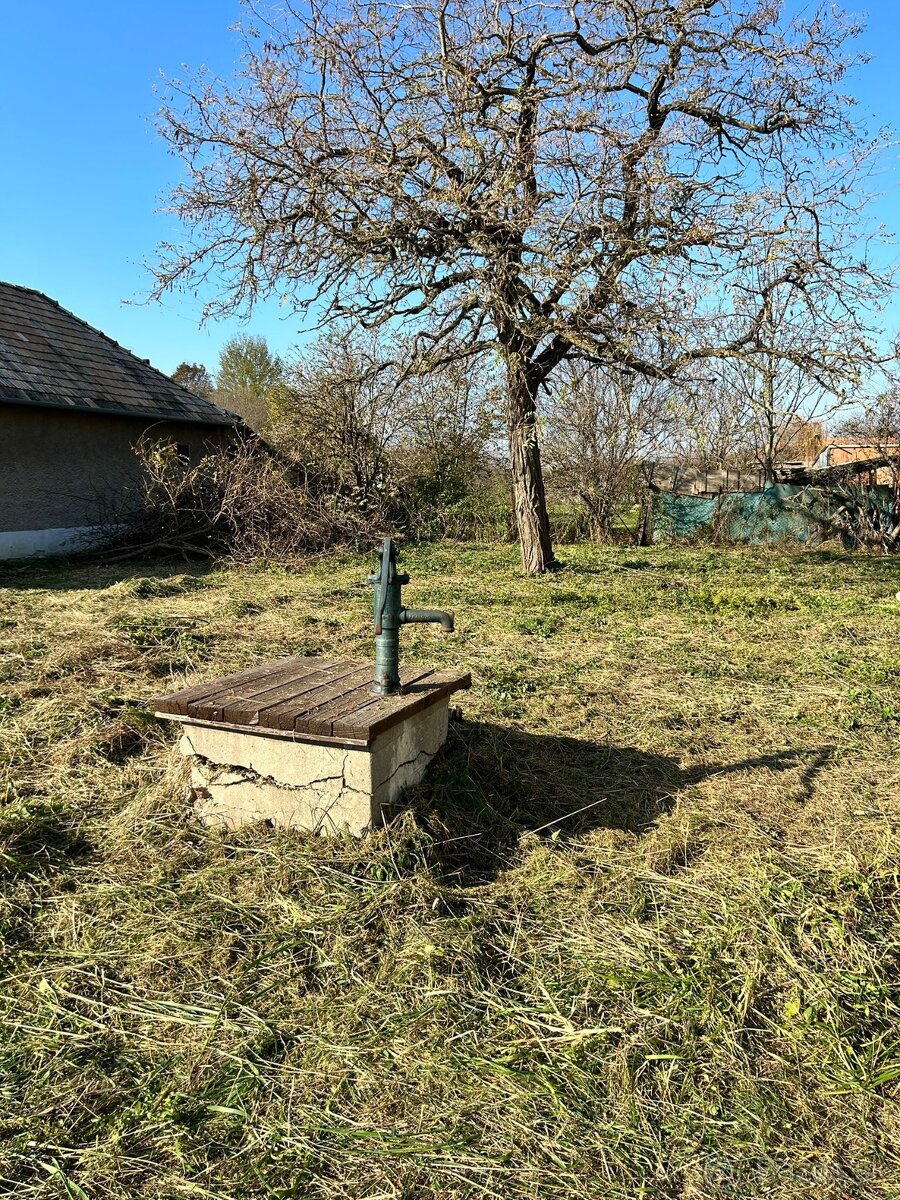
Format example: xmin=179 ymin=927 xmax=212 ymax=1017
xmin=0 ymin=390 xmax=240 ymax=429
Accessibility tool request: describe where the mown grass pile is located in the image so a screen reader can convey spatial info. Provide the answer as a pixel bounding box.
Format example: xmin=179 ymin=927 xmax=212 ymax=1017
xmin=1 ymin=543 xmax=899 ymax=1198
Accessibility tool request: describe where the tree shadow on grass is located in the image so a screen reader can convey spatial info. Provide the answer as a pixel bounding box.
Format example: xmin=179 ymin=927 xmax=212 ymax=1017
xmin=407 ymin=720 xmax=833 ymax=883
xmin=556 ymin=558 xmax=683 ymax=576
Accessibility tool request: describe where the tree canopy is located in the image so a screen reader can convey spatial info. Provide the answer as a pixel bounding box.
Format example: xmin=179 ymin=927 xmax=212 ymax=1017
xmin=215 ymin=334 xmax=284 ymax=430
xmin=156 ymin=0 xmax=892 ymax=570
xmin=171 ymin=361 xmax=214 ymax=400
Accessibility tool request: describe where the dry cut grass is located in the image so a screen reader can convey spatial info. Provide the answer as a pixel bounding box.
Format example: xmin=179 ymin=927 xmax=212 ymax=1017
xmin=1 ymin=542 xmax=900 ymax=1198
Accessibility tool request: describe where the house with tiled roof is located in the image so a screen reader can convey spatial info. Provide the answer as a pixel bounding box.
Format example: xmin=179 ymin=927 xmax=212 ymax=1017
xmin=0 ymin=282 xmax=239 ymax=559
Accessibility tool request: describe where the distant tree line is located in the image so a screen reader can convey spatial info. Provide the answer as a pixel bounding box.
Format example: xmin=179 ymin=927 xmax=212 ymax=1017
xmin=168 ymin=325 xmax=899 ymax=550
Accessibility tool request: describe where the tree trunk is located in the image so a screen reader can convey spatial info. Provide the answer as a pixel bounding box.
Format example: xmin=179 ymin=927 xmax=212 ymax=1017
xmin=762 ymin=370 xmax=777 ymax=484
xmin=506 ymin=366 xmax=556 ymax=574
xmin=636 ymin=490 xmax=655 ymax=546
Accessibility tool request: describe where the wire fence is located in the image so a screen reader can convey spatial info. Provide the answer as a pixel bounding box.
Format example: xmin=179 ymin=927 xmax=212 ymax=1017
xmin=654 ymin=483 xmax=897 ymax=547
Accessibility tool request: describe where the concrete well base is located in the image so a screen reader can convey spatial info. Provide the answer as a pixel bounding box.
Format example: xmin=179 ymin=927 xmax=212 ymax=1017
xmin=179 ymin=700 xmax=450 ymax=836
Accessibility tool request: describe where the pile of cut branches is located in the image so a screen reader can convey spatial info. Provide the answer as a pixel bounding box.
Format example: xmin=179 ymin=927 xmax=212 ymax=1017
xmin=116 ymin=435 xmax=379 ymax=562
xmin=801 ymin=483 xmax=900 ymax=552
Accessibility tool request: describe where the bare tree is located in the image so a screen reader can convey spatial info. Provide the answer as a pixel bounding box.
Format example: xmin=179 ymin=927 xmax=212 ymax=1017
xmin=394 ymin=356 xmax=500 ymax=493
xmin=668 ymin=375 xmax=756 ymax=472
xmin=544 ymin=364 xmax=675 ymax=539
xmin=272 ymin=328 xmax=406 ymax=514
xmin=155 ymin=0 xmax=890 ymax=571
xmin=713 ymin=265 xmax=870 ymax=481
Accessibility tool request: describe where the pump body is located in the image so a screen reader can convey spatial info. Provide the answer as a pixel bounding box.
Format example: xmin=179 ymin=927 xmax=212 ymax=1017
xmin=367 ymin=538 xmax=454 ymax=695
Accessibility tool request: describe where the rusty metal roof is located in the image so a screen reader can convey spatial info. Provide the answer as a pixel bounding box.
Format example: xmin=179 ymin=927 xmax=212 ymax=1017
xmin=0 ymin=282 xmax=239 ymax=427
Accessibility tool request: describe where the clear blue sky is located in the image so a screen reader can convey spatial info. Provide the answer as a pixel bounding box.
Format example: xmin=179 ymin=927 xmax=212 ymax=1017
xmin=1 ymin=1 xmax=899 ymax=378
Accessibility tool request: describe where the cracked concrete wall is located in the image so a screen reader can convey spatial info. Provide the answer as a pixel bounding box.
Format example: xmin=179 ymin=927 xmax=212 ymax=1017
xmin=371 ymin=703 xmax=449 ymax=812
xmin=190 ymin=759 xmax=372 ymax=835
xmin=179 ymin=700 xmax=451 ymax=835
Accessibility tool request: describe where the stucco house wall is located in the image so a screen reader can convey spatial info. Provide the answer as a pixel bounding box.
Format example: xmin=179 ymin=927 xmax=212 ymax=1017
xmin=808 ymin=443 xmax=900 ymax=489
xmin=0 ymin=405 xmax=233 ymax=558
xmin=815 ymin=442 xmax=900 ymax=468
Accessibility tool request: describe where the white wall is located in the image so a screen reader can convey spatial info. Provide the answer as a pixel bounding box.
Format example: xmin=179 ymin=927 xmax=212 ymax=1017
xmin=0 ymin=525 xmax=105 ymax=561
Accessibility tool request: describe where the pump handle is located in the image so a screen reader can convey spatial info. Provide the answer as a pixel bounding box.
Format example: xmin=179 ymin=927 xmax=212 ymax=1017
xmin=373 ymin=537 xmax=394 ymax=635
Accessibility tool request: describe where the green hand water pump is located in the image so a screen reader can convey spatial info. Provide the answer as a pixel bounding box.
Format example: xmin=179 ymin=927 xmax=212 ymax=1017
xmin=367 ymin=537 xmax=454 ymax=695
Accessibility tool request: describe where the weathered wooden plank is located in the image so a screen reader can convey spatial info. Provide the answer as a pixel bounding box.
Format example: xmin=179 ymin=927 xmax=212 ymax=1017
xmin=155 ymin=660 xmax=295 ymax=716
xmin=219 ymin=660 xmax=364 ymax=727
xmin=298 ymin=667 xmax=436 ymax=738
xmin=218 ymin=662 xmax=360 ymax=724
xmin=187 ymin=659 xmax=335 ymax=722
xmin=331 ymin=670 xmax=471 ymax=740
xmin=259 ymin=664 xmax=377 ymax=732
xmin=191 ymin=658 xmax=343 ymax=723
xmin=243 ymin=657 xmax=374 ymax=729
xmin=154 ymin=657 xmax=310 ymax=717
xmin=153 ymin=658 xmax=471 ymax=745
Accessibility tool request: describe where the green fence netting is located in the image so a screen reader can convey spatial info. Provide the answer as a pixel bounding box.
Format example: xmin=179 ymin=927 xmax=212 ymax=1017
xmin=654 ymin=483 xmax=896 ymax=546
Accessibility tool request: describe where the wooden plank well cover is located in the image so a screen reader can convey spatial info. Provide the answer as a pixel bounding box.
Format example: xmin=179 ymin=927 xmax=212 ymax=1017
xmin=153 ymin=657 xmax=471 ymax=746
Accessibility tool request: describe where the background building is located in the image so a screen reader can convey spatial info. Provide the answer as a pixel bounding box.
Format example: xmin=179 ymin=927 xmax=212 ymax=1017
xmin=0 ymin=283 xmax=238 ymax=560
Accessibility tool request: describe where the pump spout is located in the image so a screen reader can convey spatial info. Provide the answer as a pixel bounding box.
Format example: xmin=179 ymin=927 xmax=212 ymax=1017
xmin=401 ymin=607 xmax=455 ymax=634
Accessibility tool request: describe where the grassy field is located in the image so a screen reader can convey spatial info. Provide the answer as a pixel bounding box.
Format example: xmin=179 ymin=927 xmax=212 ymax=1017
xmin=1 ymin=542 xmax=900 ymax=1199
